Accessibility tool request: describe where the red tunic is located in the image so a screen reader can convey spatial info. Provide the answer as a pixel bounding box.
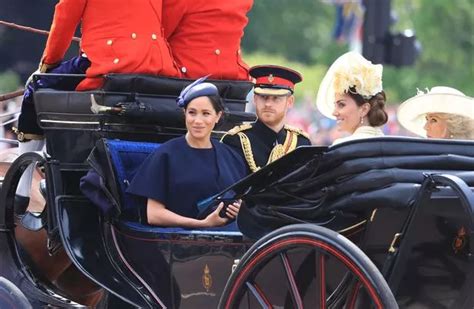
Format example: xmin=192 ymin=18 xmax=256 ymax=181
xmin=42 ymin=0 xmax=180 ymax=91
xmin=162 ymin=0 xmax=253 ymax=81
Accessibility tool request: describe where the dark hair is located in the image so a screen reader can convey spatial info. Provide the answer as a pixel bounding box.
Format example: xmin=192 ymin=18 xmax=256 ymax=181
xmin=184 ymin=95 xmax=224 ymax=113
xmin=347 ymin=87 xmax=388 ymax=126
xmin=207 ymin=95 xmax=225 ymax=113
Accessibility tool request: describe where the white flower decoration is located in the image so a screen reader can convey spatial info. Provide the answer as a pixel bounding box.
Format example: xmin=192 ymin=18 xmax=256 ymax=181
xmin=333 ymin=56 xmax=383 ymax=99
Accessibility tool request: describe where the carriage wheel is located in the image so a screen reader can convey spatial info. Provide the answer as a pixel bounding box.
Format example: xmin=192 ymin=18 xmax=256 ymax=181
xmin=1 ymin=153 xmax=113 ymax=307
xmin=219 ymin=224 xmax=397 ymax=309
xmin=0 ymin=152 xmax=45 ymax=226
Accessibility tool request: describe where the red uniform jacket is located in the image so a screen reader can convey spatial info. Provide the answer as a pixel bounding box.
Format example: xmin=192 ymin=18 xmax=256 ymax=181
xmin=42 ymin=0 xmax=180 ymax=90
xmin=163 ymin=0 xmax=253 ymax=81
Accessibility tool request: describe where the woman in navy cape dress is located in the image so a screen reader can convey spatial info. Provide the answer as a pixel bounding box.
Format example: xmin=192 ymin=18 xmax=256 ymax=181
xmin=127 ymin=78 xmax=246 ymax=228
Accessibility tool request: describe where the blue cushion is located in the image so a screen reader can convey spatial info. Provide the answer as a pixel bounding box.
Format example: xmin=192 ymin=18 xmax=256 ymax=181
xmin=122 ymin=221 xmax=242 ymax=236
xmin=107 ymin=140 xmax=160 ymax=211
xmin=106 ymin=139 xmax=240 ymax=233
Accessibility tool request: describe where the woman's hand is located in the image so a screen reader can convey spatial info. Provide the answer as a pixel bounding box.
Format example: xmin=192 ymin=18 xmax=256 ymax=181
xmin=147 ymin=198 xmax=242 ymax=229
xmin=204 ymin=200 xmax=242 ymax=227
xmin=225 ymin=199 xmax=241 ymax=219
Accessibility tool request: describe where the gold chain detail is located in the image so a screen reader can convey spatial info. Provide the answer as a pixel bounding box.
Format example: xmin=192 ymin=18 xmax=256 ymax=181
xmin=267 ymin=144 xmax=285 ymax=165
xmin=286 ymin=131 xmax=298 ymax=153
xmin=236 ymin=128 xmax=300 ymax=173
xmin=267 ymin=130 xmax=298 ymax=164
xmin=237 ymin=132 xmax=260 ymax=173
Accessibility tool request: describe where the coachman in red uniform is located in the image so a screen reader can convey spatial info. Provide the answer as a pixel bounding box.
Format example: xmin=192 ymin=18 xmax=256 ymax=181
xmin=41 ymin=0 xmax=180 ymax=90
xmin=14 ymin=0 xmax=182 ymax=212
xmin=162 ymin=0 xmax=253 ymax=81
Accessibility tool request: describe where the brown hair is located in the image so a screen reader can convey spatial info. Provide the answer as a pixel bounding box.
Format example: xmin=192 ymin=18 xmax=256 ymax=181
xmin=348 ymin=87 xmax=388 ymax=127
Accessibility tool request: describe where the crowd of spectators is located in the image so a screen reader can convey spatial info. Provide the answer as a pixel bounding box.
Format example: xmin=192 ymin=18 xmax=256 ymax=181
xmin=286 ymin=94 xmax=414 ymax=145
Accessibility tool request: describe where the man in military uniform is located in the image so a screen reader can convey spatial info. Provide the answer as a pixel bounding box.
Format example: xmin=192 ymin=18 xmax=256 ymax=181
xmin=221 ymin=65 xmax=311 ymax=173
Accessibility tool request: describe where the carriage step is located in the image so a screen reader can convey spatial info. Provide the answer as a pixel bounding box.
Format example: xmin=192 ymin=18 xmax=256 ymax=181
xmin=19 ymin=211 xmax=45 ymax=231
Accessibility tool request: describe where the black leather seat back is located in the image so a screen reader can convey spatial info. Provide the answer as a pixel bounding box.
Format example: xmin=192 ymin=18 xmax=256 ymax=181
xmin=33 ymin=74 xmax=255 ymax=164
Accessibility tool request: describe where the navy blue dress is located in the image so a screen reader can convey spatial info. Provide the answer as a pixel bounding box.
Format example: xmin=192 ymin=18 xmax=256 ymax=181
xmin=127 ymin=136 xmax=246 ymax=219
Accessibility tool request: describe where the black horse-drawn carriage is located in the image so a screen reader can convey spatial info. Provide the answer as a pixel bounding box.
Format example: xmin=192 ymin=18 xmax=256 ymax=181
xmin=0 ymin=74 xmax=473 ymax=308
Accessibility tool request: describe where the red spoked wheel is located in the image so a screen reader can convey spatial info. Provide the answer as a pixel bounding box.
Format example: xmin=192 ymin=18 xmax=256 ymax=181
xmin=219 ymin=224 xmax=397 ymax=309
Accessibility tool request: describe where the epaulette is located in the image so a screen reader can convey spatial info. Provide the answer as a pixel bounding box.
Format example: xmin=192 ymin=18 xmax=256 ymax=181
xmin=284 ymin=124 xmax=310 ymax=139
xmin=225 ymin=123 xmax=252 ymax=136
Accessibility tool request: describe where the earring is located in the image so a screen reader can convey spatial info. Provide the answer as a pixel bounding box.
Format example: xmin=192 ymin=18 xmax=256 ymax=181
xmin=360 ymin=117 xmax=364 ymax=125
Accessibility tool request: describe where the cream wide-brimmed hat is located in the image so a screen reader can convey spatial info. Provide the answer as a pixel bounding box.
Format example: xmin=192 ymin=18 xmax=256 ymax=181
xmin=397 ymin=86 xmax=474 ymax=137
xmin=316 ymin=51 xmax=383 ymax=119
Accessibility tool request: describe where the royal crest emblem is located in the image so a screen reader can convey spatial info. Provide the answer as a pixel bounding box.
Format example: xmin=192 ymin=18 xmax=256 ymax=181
xmin=267 ymin=74 xmax=274 ymax=83
xmin=452 ymin=226 xmax=467 ymax=254
xmin=202 ymin=264 xmax=212 ymax=292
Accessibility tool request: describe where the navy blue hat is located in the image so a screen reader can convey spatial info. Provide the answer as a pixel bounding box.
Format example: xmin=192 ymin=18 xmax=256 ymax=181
xmin=176 ymin=76 xmax=219 ymax=108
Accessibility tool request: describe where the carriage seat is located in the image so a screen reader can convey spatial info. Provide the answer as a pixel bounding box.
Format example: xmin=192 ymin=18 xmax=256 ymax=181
xmin=34 ymin=74 xmax=253 ymax=121
xmin=100 ymin=139 xmax=240 ymax=233
xmin=34 ymin=74 xmax=256 ymax=165
xmin=102 ymin=74 xmax=253 ymax=100
xmin=236 ymin=137 xmax=474 ymax=238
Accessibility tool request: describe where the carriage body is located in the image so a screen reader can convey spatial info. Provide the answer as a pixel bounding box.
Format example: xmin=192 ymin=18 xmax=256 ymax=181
xmin=0 ymin=74 xmax=473 ymax=308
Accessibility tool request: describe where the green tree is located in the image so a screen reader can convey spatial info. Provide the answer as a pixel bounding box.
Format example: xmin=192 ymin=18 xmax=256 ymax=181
xmin=243 ymin=0 xmax=348 ymax=64
xmin=390 ymin=0 xmax=474 ymax=99
xmin=0 ymin=70 xmax=21 ymax=93
xmin=245 ymin=52 xmax=328 ymax=102
xmin=242 ymin=0 xmax=474 ymax=103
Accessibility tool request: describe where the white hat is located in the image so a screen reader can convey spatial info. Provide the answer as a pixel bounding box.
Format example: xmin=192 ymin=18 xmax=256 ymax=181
xmin=397 ymin=86 xmax=474 ymax=137
xmin=316 ymin=51 xmax=383 ymax=119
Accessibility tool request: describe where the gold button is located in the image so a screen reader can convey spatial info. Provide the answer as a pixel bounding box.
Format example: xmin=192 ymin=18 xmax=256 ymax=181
xmin=215 ymin=49 xmax=221 ymax=55
xmin=113 ymin=58 xmax=119 ymax=64
xmin=181 ymin=66 xmax=187 ymax=73
xmin=131 ymin=33 xmax=137 ymax=39
xmin=106 ymin=39 xmax=113 ymax=46
xmin=151 ymin=33 xmax=157 ymax=40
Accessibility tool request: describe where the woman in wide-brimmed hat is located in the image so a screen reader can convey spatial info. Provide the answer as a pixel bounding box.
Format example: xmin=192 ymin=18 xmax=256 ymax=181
xmin=316 ymin=51 xmax=388 ymax=145
xmin=397 ymin=86 xmax=474 ymax=140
